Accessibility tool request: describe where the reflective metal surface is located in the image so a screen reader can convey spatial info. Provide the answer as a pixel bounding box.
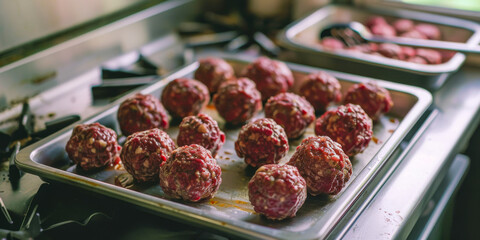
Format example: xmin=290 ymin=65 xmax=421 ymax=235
xmin=16 ymin=56 xmax=432 ymax=239
xmin=0 ymin=0 xmax=199 ymax=111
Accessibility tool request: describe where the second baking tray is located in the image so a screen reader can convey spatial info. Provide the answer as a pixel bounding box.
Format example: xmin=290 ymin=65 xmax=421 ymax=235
xmin=278 ymin=5 xmax=480 ymax=90
xmin=16 ymin=56 xmax=432 ymax=239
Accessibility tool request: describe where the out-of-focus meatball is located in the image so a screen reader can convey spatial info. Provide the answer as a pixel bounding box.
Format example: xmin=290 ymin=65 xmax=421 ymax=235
xmin=248 ymin=164 xmax=307 ymax=220
xmin=213 ymin=78 xmax=262 ymax=125
xmin=440 ymin=50 xmax=456 ymax=63
xmin=314 ymin=104 xmax=373 ymax=157
xmin=400 ymin=30 xmax=428 ymax=39
xmin=287 ymin=136 xmax=352 ymax=195
xmin=407 ymin=56 xmax=428 ymax=64
xmin=117 ymin=93 xmax=169 ymax=136
xmin=121 ymin=128 xmax=176 ymax=183
xmin=235 ymin=118 xmax=289 ymax=167
xmin=161 ymin=78 xmax=210 ymax=118
xmin=320 ymin=37 xmax=345 ymax=50
xmin=66 ymin=123 xmax=121 ymax=171
xmin=401 ymin=46 xmax=416 ymax=59
xmin=298 ymin=71 xmax=342 ymax=113
xmin=416 ymin=48 xmax=442 ymax=64
xmin=393 ymin=19 xmax=414 ymax=34
xmin=414 ymin=23 xmax=441 ymax=40
xmin=177 ymin=113 xmax=225 ymax=157
xmin=378 ymin=43 xmax=404 ymax=60
xmin=241 ymin=57 xmax=294 ymax=101
xmin=365 ymin=16 xmax=388 ymax=29
xmin=343 ymin=81 xmax=394 ymax=121
xmin=194 ymin=57 xmax=235 ymax=94
xmin=347 ymin=43 xmax=377 ymax=54
xmin=264 ymin=93 xmax=315 ymax=139
xmin=159 ymin=144 xmax=222 ymax=202
xmin=370 ymin=24 xmax=396 ymax=37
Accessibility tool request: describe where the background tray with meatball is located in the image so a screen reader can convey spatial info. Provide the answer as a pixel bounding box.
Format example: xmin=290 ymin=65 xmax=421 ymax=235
xmin=278 ymin=5 xmax=480 ymax=90
xmin=16 ymin=55 xmax=432 ymax=240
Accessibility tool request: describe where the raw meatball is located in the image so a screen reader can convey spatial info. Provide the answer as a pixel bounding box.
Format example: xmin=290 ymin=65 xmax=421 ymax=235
xmin=408 ymin=56 xmax=428 ymax=64
xmin=414 ymin=23 xmax=441 ymax=40
xmin=441 ymin=50 xmax=456 ymax=63
xmin=264 ymin=93 xmax=315 ymax=139
xmin=400 ymin=30 xmax=428 ymax=39
xmin=177 ymin=113 xmax=225 ymax=157
xmin=378 ymin=43 xmax=404 ymax=60
xmin=66 ymin=123 xmax=121 ymax=171
xmin=159 ymin=144 xmax=222 ymax=202
xmin=370 ymin=24 xmax=396 ymax=37
xmin=235 ymin=118 xmax=289 ymax=167
xmin=365 ymin=16 xmax=388 ymax=29
xmin=194 ymin=57 xmax=235 ymax=94
xmin=393 ymin=19 xmax=414 ymax=34
xmin=343 ymin=81 xmax=394 ymax=121
xmin=298 ymin=71 xmax=342 ymax=112
xmin=287 ymin=136 xmax=352 ymax=195
xmin=347 ymin=43 xmax=377 ymax=54
xmin=416 ymin=48 xmax=442 ymax=64
xmin=248 ymin=164 xmax=307 ymax=220
xmin=241 ymin=57 xmax=294 ymax=101
xmin=121 ymin=128 xmax=176 ymax=183
xmin=213 ymin=78 xmax=262 ymax=125
xmin=314 ymin=104 xmax=373 ymax=157
xmin=161 ymin=78 xmax=210 ymax=118
xmin=401 ymin=46 xmax=416 ymax=59
xmin=320 ymin=37 xmax=345 ymax=50
xmin=117 ymin=93 xmax=169 ymax=136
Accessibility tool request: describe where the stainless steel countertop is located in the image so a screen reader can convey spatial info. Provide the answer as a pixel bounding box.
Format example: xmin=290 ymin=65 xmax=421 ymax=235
xmin=337 ymin=65 xmax=480 ymax=239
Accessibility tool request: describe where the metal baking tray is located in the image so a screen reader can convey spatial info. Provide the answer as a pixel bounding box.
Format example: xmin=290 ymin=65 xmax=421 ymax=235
xmin=278 ymin=5 xmax=480 ymax=90
xmin=16 ymin=55 xmax=432 ymax=239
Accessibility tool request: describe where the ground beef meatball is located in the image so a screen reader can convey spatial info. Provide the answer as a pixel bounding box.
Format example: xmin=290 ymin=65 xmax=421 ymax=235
xmin=347 ymin=43 xmax=377 ymax=54
xmin=401 ymin=46 xmax=416 ymax=59
xmin=314 ymin=104 xmax=373 ymax=157
xmin=414 ymin=23 xmax=441 ymax=40
xmin=287 ymin=136 xmax=352 ymax=195
xmin=400 ymin=30 xmax=428 ymax=39
xmin=213 ymin=78 xmax=262 ymax=125
xmin=66 ymin=123 xmax=121 ymax=171
xmin=241 ymin=57 xmax=294 ymax=101
xmin=117 ymin=93 xmax=169 ymax=136
xmin=369 ymin=24 xmax=396 ymax=37
xmin=248 ymin=164 xmax=307 ymax=220
xmin=265 ymin=93 xmax=315 ymax=139
xmin=365 ymin=16 xmax=388 ymax=29
xmin=177 ymin=113 xmax=225 ymax=157
xmin=392 ymin=19 xmax=414 ymax=34
xmin=441 ymin=50 xmax=456 ymax=63
xmin=343 ymin=81 xmax=394 ymax=121
xmin=378 ymin=43 xmax=404 ymax=60
xmin=194 ymin=57 xmax=235 ymax=94
xmin=121 ymin=128 xmax=176 ymax=183
xmin=415 ymin=48 xmax=442 ymax=64
xmin=298 ymin=71 xmax=342 ymax=112
xmin=407 ymin=56 xmax=428 ymax=64
xmin=320 ymin=37 xmax=345 ymax=50
xmin=161 ymin=78 xmax=210 ymax=118
xmin=235 ymin=118 xmax=289 ymax=167
xmin=159 ymin=144 xmax=222 ymax=202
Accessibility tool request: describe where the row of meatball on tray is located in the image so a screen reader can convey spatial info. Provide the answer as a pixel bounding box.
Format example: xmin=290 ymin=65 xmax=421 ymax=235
xmin=65 ymin=56 xmax=394 ymax=221
xmin=319 ymin=15 xmax=454 ymax=64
